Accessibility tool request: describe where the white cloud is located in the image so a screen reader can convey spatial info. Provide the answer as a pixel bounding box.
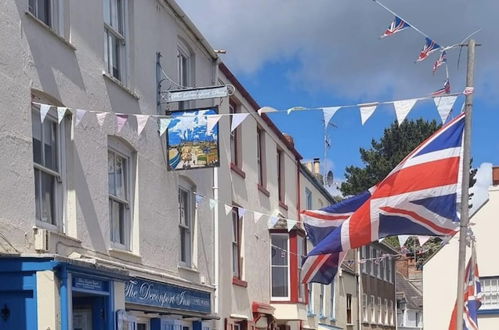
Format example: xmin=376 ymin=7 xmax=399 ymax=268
xmin=177 ymin=0 xmax=499 ymax=100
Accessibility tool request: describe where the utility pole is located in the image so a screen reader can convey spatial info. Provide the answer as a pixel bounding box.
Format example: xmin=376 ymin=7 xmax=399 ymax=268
xmin=455 ymin=38 xmax=476 ymax=330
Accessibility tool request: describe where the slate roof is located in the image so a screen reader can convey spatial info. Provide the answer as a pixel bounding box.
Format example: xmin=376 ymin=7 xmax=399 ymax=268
xmin=396 ymin=272 xmax=423 ymax=310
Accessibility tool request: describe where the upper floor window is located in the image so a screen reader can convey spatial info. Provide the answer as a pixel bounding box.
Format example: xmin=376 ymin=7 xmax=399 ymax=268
xmin=177 ymin=39 xmax=194 ymax=109
xmin=481 ymin=276 xmax=499 ymax=310
xmin=308 ymin=283 xmax=315 ymax=315
xmin=257 ymin=128 xmax=266 ymax=187
xmin=232 ymin=207 xmax=242 ymax=279
xmin=104 ymin=0 xmax=127 ymax=82
xmin=362 ymin=294 xmax=368 ymax=322
xmin=305 ymin=188 xmax=312 ymax=210
xmin=346 ymin=294 xmax=352 ymax=324
xmin=32 ymin=103 xmax=67 ymax=228
xmin=108 ymin=139 xmax=133 ymax=250
xmin=319 ymin=284 xmax=325 ymax=317
xmin=179 ymin=180 xmax=195 ymax=267
xmin=229 ymin=100 xmax=241 ymax=167
xmin=297 ymin=235 xmax=306 ymax=302
xmin=330 ymin=280 xmax=336 ymax=319
xmin=29 ymin=0 xmax=62 ymax=32
xmin=271 ymin=233 xmax=289 ymax=300
xmin=277 ymin=149 xmax=285 ymax=203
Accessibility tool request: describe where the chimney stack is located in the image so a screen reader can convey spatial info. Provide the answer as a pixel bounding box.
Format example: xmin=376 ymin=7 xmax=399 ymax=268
xmin=313 ymin=158 xmax=320 ymax=175
xmin=493 ymin=166 xmax=499 ymax=186
xmin=283 ymin=133 xmax=294 ymax=147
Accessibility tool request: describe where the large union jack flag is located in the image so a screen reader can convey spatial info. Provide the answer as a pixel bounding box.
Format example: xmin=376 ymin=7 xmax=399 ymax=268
xmin=417 ymin=38 xmax=441 ymax=62
xmin=449 ymin=245 xmax=482 ymax=330
xmin=305 ymin=113 xmax=465 ymax=264
xmin=381 ymin=16 xmax=411 ymax=38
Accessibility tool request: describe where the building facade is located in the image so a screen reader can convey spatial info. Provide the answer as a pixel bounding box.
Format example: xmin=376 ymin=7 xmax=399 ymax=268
xmin=0 ymin=0 xmax=220 ymax=329
xmin=423 ymin=166 xmax=499 ymax=330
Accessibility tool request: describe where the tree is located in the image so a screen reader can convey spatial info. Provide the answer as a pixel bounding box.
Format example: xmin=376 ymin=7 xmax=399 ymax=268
xmin=340 ymin=119 xmax=441 ymax=196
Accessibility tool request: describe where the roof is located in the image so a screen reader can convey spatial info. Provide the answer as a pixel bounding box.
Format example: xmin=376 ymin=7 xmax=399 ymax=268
xmin=396 ymin=272 xmax=423 ymax=310
xmin=218 ymin=63 xmax=302 ymax=160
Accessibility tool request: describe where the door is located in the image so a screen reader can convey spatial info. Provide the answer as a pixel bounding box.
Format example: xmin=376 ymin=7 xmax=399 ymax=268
xmin=0 ymin=291 xmax=36 ymax=330
xmin=73 ymin=309 xmax=93 ymax=330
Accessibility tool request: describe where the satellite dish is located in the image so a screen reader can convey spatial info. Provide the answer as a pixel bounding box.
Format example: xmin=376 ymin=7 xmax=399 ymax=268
xmin=326 ymin=171 xmax=334 ymax=187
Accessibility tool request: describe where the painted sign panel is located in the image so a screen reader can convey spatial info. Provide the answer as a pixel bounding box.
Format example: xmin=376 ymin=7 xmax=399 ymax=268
xmin=166 ymin=86 xmax=229 ymax=102
xmin=73 ymin=276 xmax=107 ymax=292
xmin=125 ymin=278 xmax=211 ymax=313
xmin=167 ymin=108 xmax=220 ymax=171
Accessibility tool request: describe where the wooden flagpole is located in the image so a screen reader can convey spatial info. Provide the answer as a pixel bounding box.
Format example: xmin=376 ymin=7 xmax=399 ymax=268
xmin=455 ymin=38 xmax=476 ymax=330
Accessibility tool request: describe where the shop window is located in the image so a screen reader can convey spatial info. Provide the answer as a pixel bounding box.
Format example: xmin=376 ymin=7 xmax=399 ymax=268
xmin=232 ymin=207 xmax=242 ymax=279
xmin=179 ymin=179 xmax=195 ymax=267
xmin=104 ymin=0 xmax=127 ymax=82
xmin=32 ymin=101 xmax=67 ymax=230
xmin=271 ymin=233 xmax=289 ymax=300
xmin=108 ymin=138 xmax=134 ymax=250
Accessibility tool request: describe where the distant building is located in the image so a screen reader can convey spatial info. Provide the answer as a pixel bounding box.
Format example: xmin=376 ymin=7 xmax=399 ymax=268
xmin=396 ymin=272 xmax=423 ymax=330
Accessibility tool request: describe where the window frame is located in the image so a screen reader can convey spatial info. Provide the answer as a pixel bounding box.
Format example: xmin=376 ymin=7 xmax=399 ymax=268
xmin=32 ymin=104 xmax=67 ymax=231
xmin=297 ymin=234 xmax=306 ymax=302
xmin=277 ymin=149 xmax=285 ymax=203
xmin=305 ymin=188 xmax=312 ymax=210
xmin=307 ymin=283 xmax=315 ymax=315
xmin=319 ymin=284 xmax=325 ymax=318
xmin=177 ymin=38 xmax=194 ymax=109
xmin=28 ymin=0 xmax=63 ymax=34
xmin=270 ymin=233 xmax=290 ymax=301
xmin=256 ymin=127 xmax=266 ymax=188
xmin=346 ymin=293 xmax=352 ymax=324
xmin=108 ymin=141 xmax=132 ymax=250
xmin=480 ymin=276 xmax=499 ymax=311
xmin=229 ymin=100 xmax=242 ymax=168
xmin=370 ymin=295 xmax=376 ymax=324
xmin=232 ymin=207 xmax=243 ymax=280
xmin=362 ymin=294 xmax=368 ymax=323
xmin=178 ymin=183 xmax=194 ymax=267
xmin=329 ymin=279 xmax=336 ymax=320
xmin=104 ymin=0 xmax=128 ymax=83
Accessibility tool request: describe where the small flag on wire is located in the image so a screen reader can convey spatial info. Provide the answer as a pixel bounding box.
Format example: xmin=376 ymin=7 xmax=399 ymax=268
xmin=380 ymin=16 xmax=411 ymax=38
xmin=417 ymin=38 xmax=441 ymax=62
xmin=432 ymin=79 xmax=451 ymax=96
xmin=432 ymin=51 xmax=447 ymax=74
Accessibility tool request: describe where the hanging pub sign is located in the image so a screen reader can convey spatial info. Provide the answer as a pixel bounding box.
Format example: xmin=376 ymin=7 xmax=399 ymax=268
xmin=167 ymin=107 xmax=220 ymax=171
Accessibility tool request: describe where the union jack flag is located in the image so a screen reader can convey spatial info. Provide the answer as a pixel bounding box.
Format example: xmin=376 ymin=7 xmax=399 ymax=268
xmin=433 ymin=51 xmax=448 ymax=74
xmin=432 ymin=79 xmax=451 ymax=96
xmin=449 ymin=245 xmax=482 ymax=330
xmin=380 ymin=16 xmax=411 ymax=38
xmin=305 ymin=113 xmax=465 ymax=264
xmin=417 ymin=38 xmax=441 ymax=62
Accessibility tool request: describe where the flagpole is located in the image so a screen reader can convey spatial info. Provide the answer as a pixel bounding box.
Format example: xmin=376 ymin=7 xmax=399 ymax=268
xmin=455 ymin=38 xmax=476 ymax=330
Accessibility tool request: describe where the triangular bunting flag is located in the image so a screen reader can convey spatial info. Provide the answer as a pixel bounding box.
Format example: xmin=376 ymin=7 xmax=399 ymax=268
xmin=359 ymin=103 xmax=378 ymax=125
xmin=253 ymin=211 xmax=264 ymax=223
xmin=39 ymin=104 xmax=51 ymax=123
xmin=224 ymin=204 xmax=233 ymax=216
xmin=287 ymin=106 xmax=306 ymax=115
xmin=206 ymin=114 xmax=222 ymax=133
xmin=417 ymin=236 xmax=430 ymax=246
xmin=195 ymin=194 xmax=204 ymax=205
xmin=158 ymin=118 xmax=172 ymax=136
xmin=393 ymin=99 xmax=417 ymax=125
xmin=209 ymin=198 xmax=217 ymax=210
xmin=433 ymin=95 xmax=457 ymax=123
xmin=286 ymin=219 xmax=295 ymax=232
xmin=96 ymin=112 xmax=108 ymax=127
xmin=322 ymin=106 xmax=341 ymax=127
xmin=231 ymin=113 xmax=249 ymax=132
xmin=57 ymin=107 xmax=67 ymax=124
xmin=116 ymin=114 xmax=128 ymax=133
xmin=399 ymin=235 xmax=410 ymax=247
xmin=136 ymin=115 xmax=149 ymax=136
xmin=258 ymin=106 xmax=278 ymax=115
xmin=75 ymin=109 xmax=87 ymax=126
xmin=238 ymin=207 xmax=246 ymax=218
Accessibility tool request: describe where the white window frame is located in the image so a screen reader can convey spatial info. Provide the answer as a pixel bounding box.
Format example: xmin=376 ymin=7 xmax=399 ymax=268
xmin=329 ymin=279 xmax=336 ymax=320
xmin=178 ymin=181 xmax=195 ymax=267
xmin=32 ymin=104 xmax=67 ymax=231
xmin=232 ymin=207 xmax=243 ymax=279
xmin=270 ymin=233 xmax=290 ymax=301
xmin=319 ymin=284 xmax=325 ymax=318
xmin=308 ymin=283 xmax=315 ymax=315
xmin=384 ymin=298 xmax=388 ymax=325
xmin=481 ymin=276 xmax=499 ymax=310
xmin=362 ymin=294 xmax=368 ymax=322
xmin=370 ymin=295 xmax=376 ymax=324
xmin=104 ymin=0 xmax=128 ymax=83
xmin=389 ymin=300 xmax=394 ymax=326
xmin=108 ymin=139 xmax=133 ymax=250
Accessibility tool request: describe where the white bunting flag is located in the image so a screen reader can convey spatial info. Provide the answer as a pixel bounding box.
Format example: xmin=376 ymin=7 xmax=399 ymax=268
xmin=398 ymin=235 xmax=410 ymax=247
xmin=238 ymin=207 xmax=246 ymax=218
xmin=287 ymin=106 xmax=306 ymax=115
xmin=206 ymin=114 xmax=222 ymax=133
xmin=253 ymin=211 xmax=264 ymax=223
xmin=322 ymin=106 xmax=341 ymax=127
xmin=209 ymin=198 xmax=217 ymax=210
xmin=286 ymin=219 xmax=295 ymax=232
xmin=224 ymin=204 xmax=233 ymax=216
xmin=393 ymin=99 xmax=418 ymax=125
xmin=267 ymin=216 xmax=279 ymax=228
xmin=136 ymin=115 xmax=149 ymax=136
xmin=158 ymin=118 xmax=172 ymax=136
xmin=434 ymin=95 xmax=457 ymax=123
xmin=258 ymin=106 xmax=278 ymax=115
xmin=417 ymin=236 xmax=430 ymax=246
xmin=359 ymin=103 xmax=378 ymax=125
xmin=75 ymin=109 xmax=87 ymax=127
xmin=231 ymin=113 xmax=249 ymax=132
xmin=116 ymin=114 xmax=128 ymax=133
xmin=39 ymin=104 xmax=51 ymax=124
xmin=195 ymin=194 xmax=204 ymax=205
xmin=96 ymin=112 xmax=108 ymax=127
xmin=57 ymin=107 xmax=67 ymax=124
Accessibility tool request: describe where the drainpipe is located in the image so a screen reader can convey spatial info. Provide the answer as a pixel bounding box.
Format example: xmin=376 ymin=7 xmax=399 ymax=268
xmin=356 ymin=250 xmax=362 ymax=330
xmin=213 ymin=58 xmax=220 ymax=322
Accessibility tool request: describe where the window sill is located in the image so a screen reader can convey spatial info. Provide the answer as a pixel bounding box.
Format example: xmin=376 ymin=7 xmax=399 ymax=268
xmin=232 ymin=277 xmax=248 ymax=288
xmin=230 ymin=163 xmax=246 ymax=179
xmin=257 ymin=184 xmax=270 ymax=197
xmin=279 ymin=201 xmax=289 ymax=211
xmin=108 ymin=248 xmax=142 ymax=264
xmin=103 ymin=72 xmax=140 ymax=100
xmin=25 ymin=11 xmax=76 ymax=51
xmin=178 ymin=264 xmax=200 ymax=273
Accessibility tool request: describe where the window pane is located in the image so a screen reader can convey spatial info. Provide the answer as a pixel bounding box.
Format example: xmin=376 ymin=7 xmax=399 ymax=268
xmin=112 ymin=34 xmax=121 ymax=80
xmin=103 ymin=0 xmax=111 ymax=25
xmin=110 ymin=0 xmax=119 ymax=29
xmin=271 ymin=235 xmax=287 ymax=266
xmin=115 ymin=155 xmax=124 ymax=198
xmin=179 ymin=189 xmax=189 ymax=226
xmin=232 ymin=242 xmax=239 ymax=276
xmin=110 ymin=199 xmax=125 ymax=244
xmin=180 ymin=227 xmax=186 ymax=261
xmin=272 ymin=267 xmax=288 ymax=297
xmin=108 ymin=151 xmax=115 ymax=195
xmin=32 ymin=111 xmax=42 ymax=165
xmin=41 ymin=171 xmax=56 ymax=224
xmin=43 ymin=120 xmax=58 ymax=171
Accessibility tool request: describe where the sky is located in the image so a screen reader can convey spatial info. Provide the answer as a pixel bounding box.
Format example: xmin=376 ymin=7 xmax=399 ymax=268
xmin=176 ymin=0 xmax=499 ymax=194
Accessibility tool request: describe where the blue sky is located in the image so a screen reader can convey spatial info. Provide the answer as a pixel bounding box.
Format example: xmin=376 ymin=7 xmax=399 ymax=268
xmin=177 ymin=0 xmax=499 ymax=186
